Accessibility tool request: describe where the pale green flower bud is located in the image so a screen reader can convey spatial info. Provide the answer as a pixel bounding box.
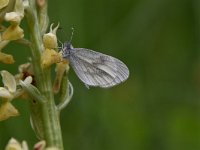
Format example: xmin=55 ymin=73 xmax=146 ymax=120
xmin=2 ymin=24 xmax=24 ymax=40
xmin=5 ymin=138 xmax=21 ymax=150
xmin=0 ymin=0 xmax=9 ymax=9
xmin=5 ymin=138 xmax=28 ymax=150
xmin=4 ymin=12 xmax=21 ymax=24
xmin=0 ymin=52 xmax=15 ymax=64
xmin=43 ymin=23 xmax=59 ymax=49
xmin=0 ymin=102 xmax=19 ymax=121
xmin=1 ymin=70 xmax=16 ymax=93
xmin=43 ymin=33 xmax=57 ymax=49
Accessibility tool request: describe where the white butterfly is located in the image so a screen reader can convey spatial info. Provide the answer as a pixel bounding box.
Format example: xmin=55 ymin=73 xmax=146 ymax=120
xmin=62 ymin=42 xmax=129 ymax=88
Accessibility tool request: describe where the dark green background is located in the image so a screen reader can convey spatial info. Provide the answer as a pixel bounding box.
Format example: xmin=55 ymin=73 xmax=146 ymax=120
xmin=1 ymin=0 xmax=200 ymax=149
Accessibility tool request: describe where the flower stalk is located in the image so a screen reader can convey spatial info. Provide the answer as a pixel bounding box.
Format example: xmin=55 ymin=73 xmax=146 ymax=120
xmin=24 ymin=0 xmax=63 ymax=149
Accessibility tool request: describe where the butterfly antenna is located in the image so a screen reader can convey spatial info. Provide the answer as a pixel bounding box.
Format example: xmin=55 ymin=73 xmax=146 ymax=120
xmin=57 ymin=26 xmax=66 ymax=50
xmin=69 ymin=27 xmax=74 ymax=43
xmin=57 ymin=39 xmax=63 ymax=49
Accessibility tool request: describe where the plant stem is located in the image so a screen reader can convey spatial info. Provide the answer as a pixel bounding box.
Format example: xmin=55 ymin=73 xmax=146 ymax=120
xmin=25 ymin=0 xmax=63 ymax=149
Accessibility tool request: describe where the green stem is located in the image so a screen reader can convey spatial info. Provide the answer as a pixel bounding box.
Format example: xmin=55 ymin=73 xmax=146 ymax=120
xmin=36 ymin=0 xmax=49 ymax=35
xmin=25 ymin=0 xmax=63 ymax=149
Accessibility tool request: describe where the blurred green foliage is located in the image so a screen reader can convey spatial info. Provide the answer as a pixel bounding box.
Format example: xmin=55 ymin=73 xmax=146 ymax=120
xmin=1 ymin=0 xmax=200 ymax=149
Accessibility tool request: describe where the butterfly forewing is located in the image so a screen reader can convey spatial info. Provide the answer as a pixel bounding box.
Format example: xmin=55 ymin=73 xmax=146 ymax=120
xmin=68 ymin=48 xmax=129 ymax=88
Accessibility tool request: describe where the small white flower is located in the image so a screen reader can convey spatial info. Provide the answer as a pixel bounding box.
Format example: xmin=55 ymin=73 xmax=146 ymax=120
xmin=0 ymin=70 xmax=16 ymax=100
xmin=0 ymin=87 xmax=13 ymax=99
xmin=5 ymin=138 xmax=29 ymax=150
xmin=5 ymin=138 xmax=22 ymax=150
xmin=4 ymin=12 xmax=22 ymax=24
xmin=0 ymin=70 xmax=32 ymax=100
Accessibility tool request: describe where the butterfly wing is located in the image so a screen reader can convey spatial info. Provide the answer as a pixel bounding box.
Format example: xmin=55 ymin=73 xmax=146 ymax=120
xmin=68 ymin=48 xmax=129 ymax=88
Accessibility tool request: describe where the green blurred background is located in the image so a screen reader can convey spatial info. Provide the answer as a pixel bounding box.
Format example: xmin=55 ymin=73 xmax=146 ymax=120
xmin=1 ymin=0 xmax=200 ymax=149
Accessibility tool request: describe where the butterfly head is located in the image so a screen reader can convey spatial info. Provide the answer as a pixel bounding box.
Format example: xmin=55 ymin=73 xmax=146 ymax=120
xmin=65 ymin=42 xmax=74 ymax=49
xmin=62 ymin=42 xmax=74 ymax=58
xmin=62 ymin=27 xmax=75 ymax=58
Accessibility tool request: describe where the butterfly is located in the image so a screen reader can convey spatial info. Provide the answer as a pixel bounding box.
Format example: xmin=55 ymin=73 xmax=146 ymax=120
xmin=61 ymin=42 xmax=129 ymax=88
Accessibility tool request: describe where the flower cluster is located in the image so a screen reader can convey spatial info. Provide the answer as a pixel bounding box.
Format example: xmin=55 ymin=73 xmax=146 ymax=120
xmin=41 ymin=23 xmax=70 ymax=93
xmin=0 ymin=70 xmax=32 ymax=121
xmin=0 ymin=2 xmax=70 ymax=121
xmin=0 ymin=0 xmax=25 ymax=64
xmin=41 ymin=23 xmax=62 ymax=68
